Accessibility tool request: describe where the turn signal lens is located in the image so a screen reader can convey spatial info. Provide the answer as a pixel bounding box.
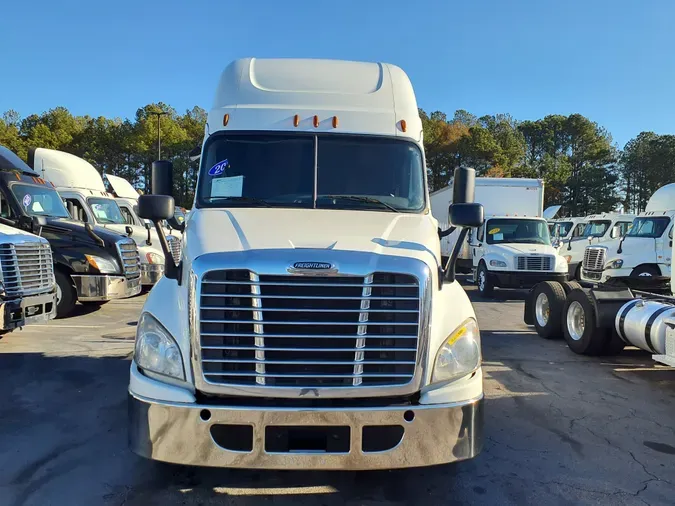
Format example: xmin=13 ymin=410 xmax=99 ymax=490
xmin=400 ymin=119 xmax=407 ymax=132
xmin=313 ymin=115 xmax=319 ymax=128
xmin=223 ymin=114 xmax=229 ymax=126
xmin=332 ymin=116 xmax=339 ymax=128
xmin=293 ymin=114 xmax=300 ymax=127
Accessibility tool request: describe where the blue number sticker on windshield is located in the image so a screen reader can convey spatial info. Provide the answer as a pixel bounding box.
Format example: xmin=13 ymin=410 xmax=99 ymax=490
xmin=23 ymin=194 xmax=32 ymax=207
xmin=208 ymin=159 xmax=229 ymax=176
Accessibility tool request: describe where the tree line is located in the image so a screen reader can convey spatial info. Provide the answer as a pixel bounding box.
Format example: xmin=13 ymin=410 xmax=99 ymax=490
xmin=1 ymin=105 xmax=673 ymax=213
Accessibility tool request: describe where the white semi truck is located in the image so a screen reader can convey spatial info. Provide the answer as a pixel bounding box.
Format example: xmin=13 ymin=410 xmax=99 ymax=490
xmin=128 ymin=58 xmax=485 ymax=470
xmin=559 ymin=212 xmax=635 ymax=279
xmin=30 ymin=148 xmax=180 ymax=286
xmin=580 ymin=184 xmax=675 ymax=288
xmin=432 ymin=178 xmax=568 ymax=297
xmin=525 ymin=216 xmax=675 ymax=366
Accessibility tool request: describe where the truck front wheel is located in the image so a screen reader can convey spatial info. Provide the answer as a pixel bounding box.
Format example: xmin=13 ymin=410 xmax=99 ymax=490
xmin=563 ymin=289 xmax=609 ymax=355
xmin=476 ymin=263 xmax=494 ymax=297
xmin=630 ymin=265 xmax=660 ymax=278
xmin=55 ymin=270 xmax=77 ymax=319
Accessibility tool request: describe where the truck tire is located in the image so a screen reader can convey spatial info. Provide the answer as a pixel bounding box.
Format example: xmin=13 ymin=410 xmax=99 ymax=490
xmin=562 ymin=289 xmax=609 ymax=355
xmin=476 ymin=263 xmax=494 ymax=298
xmin=630 ymin=265 xmax=660 ymax=278
xmin=55 ymin=270 xmax=77 ymax=319
xmin=561 ymin=281 xmax=582 ymax=295
xmin=532 ymin=281 xmax=566 ymax=339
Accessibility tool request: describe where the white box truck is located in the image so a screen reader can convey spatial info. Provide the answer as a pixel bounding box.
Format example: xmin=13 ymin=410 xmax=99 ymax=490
xmin=127 ymin=58 xmax=485 ymax=470
xmin=431 ymin=178 xmax=568 ymax=297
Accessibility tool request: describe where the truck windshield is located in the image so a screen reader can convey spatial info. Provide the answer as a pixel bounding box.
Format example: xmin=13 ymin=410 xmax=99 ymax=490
xmin=87 ymin=197 xmax=126 ymax=225
xmin=10 ymin=183 xmax=70 ymax=218
xmin=552 ymin=221 xmax=573 ymax=238
xmin=196 ymin=133 xmax=425 ymax=212
xmin=626 ymin=217 xmax=670 ymax=238
xmin=485 ymin=218 xmax=551 ymax=245
xmin=582 ymin=220 xmax=611 ymax=237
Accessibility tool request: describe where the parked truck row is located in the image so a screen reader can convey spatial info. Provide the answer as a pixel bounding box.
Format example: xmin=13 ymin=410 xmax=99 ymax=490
xmin=0 ymin=144 xmax=186 ymax=333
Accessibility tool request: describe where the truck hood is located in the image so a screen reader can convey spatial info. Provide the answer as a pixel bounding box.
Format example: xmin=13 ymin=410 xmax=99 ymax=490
xmin=185 ymin=208 xmax=441 ymax=266
xmin=489 ymin=243 xmax=558 ymax=256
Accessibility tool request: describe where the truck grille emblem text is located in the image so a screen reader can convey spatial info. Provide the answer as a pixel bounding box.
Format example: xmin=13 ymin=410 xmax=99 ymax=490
xmin=292 ymin=262 xmax=332 ymax=270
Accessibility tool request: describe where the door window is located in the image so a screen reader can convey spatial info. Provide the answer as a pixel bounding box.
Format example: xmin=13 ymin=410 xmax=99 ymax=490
xmin=65 ymin=198 xmax=88 ymax=222
xmin=119 ymin=206 xmax=135 ymax=225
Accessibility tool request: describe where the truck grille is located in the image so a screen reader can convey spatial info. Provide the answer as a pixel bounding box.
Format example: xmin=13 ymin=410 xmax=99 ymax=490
xmin=0 ymin=242 xmax=54 ymax=296
xmin=584 ymin=247 xmax=606 ymax=271
xmin=116 ymin=239 xmax=140 ymax=279
xmin=166 ymin=235 xmax=181 ymax=265
xmin=516 ymin=256 xmax=552 ymax=271
xmin=198 ymin=270 xmax=420 ymax=388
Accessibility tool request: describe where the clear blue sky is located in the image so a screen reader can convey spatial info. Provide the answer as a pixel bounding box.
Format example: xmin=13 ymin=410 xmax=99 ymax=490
xmin=1 ymin=0 xmax=673 ymax=148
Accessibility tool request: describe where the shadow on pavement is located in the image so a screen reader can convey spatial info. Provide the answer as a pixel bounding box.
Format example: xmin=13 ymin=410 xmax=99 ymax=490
xmin=2 ymin=344 xmax=675 ymax=505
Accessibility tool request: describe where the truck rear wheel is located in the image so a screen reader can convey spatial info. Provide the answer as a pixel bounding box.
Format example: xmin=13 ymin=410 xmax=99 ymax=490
xmin=476 ymin=263 xmax=494 ymax=298
xmin=532 ymin=281 xmax=566 ymax=339
xmin=563 ymin=289 xmax=609 ymax=355
xmin=55 ymin=270 xmax=77 ymax=319
xmin=561 ymin=281 xmax=582 ymax=295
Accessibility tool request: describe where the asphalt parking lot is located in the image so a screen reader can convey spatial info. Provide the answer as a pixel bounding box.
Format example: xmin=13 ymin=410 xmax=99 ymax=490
xmin=1 ymin=283 xmax=675 ymax=506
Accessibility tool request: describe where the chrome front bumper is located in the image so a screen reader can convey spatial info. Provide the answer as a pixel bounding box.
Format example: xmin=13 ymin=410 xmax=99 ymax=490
xmin=72 ymin=275 xmax=142 ymax=301
xmin=128 ymin=392 xmax=484 ymax=470
xmin=0 ymin=290 xmax=57 ymax=330
xmin=140 ymin=264 xmax=164 ymax=285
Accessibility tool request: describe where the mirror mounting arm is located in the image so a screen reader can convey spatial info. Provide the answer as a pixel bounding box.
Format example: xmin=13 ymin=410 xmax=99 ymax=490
xmin=153 ymin=220 xmax=182 ymax=283
xmin=438 ymin=226 xmax=456 ymax=239
xmin=440 ymin=227 xmax=469 ymax=288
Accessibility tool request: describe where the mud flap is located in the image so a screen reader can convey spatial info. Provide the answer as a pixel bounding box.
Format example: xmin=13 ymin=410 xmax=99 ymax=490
xmin=587 ymin=286 xmax=635 ymax=329
xmin=523 ymin=287 xmax=535 ymax=325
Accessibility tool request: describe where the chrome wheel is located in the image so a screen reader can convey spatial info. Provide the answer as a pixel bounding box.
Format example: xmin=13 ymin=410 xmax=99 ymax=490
xmin=478 ymin=270 xmax=486 ymax=292
xmin=535 ymin=292 xmax=550 ymax=327
xmin=567 ymin=300 xmax=585 ymax=341
xmin=638 ymin=272 xmax=653 ymax=277
xmin=56 ymin=283 xmax=62 ymax=305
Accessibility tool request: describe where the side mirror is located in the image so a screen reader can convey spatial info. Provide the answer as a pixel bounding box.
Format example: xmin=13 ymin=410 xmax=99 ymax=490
xmin=144 ymin=221 xmax=151 ymax=231
xmin=138 ymin=194 xmax=180 ymax=282
xmin=125 ymin=225 xmax=133 ymax=237
xmin=138 ymin=195 xmax=175 ymax=221
xmin=448 ymin=203 xmax=484 ymax=228
xmin=31 ymin=215 xmax=47 ymax=235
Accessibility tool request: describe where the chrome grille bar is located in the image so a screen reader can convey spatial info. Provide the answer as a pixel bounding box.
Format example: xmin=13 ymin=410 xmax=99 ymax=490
xmin=116 ymin=239 xmax=141 ymax=279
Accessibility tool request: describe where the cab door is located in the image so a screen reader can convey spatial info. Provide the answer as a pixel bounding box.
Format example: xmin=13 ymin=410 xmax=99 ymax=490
xmin=471 ymin=221 xmax=486 ymax=269
xmin=658 ymin=225 xmax=673 ymax=276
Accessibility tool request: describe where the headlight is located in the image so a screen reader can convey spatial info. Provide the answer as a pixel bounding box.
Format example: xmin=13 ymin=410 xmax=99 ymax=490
xmin=489 ymin=260 xmax=507 ymax=268
xmin=146 ymin=252 xmax=164 ymax=264
xmin=563 ymin=255 xmax=572 ymax=263
xmin=85 ymin=254 xmax=119 ymax=274
xmin=135 ymin=312 xmax=185 ymax=380
xmin=432 ymin=318 xmax=481 ymax=383
xmin=605 ymin=259 xmax=623 ymax=269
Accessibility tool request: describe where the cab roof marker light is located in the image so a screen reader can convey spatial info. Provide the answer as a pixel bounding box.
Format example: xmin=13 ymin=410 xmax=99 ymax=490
xmin=313 ymin=115 xmax=319 ymax=128
xmin=223 ymin=113 xmax=230 ymax=127
xmin=332 ymin=116 xmax=339 ymax=128
xmin=400 ymin=119 xmax=407 ymax=132
xmin=293 ymin=114 xmax=300 ymax=127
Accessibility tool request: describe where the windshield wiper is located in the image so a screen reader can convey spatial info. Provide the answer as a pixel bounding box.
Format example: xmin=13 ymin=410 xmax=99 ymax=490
xmin=205 ymin=196 xmax=272 ymax=207
xmin=320 ymin=195 xmax=400 ymax=213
